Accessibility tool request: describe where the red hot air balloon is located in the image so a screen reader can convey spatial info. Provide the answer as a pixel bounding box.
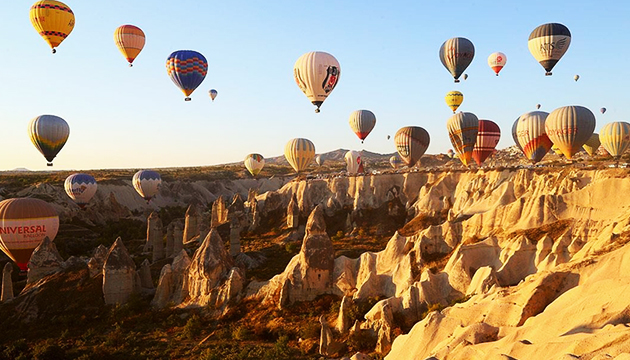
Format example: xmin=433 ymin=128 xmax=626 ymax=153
xmin=472 ymin=120 xmax=501 ymax=166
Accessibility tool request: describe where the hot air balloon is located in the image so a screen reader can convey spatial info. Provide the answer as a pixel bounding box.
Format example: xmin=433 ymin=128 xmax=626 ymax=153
xmin=528 ymin=23 xmax=571 ymax=76
xmin=293 ymin=51 xmax=340 ymax=113
xmin=536 ymin=104 xmax=542 ymax=110
xmin=447 ymin=112 xmax=479 ymax=166
xmin=244 ymin=154 xmax=265 ymax=176
xmin=447 ymin=149 xmax=455 ymax=159
xmin=166 ymin=50 xmax=208 ymax=101
xmin=472 ymin=120 xmax=501 ymax=166
xmin=445 ymin=91 xmax=464 ymax=113
xmin=463 ymin=74 xmax=469 ymax=81
xmin=64 ymin=173 xmax=97 ymax=209
xmin=114 ymin=25 xmax=145 ymax=66
xmin=132 ymin=170 xmax=162 ymax=203
xmin=511 ymin=118 xmax=524 ymax=153
xmin=315 ymin=154 xmax=324 ymax=166
xmin=284 ymin=138 xmax=315 ymax=173
xmin=209 ymin=89 xmax=218 ymax=101
xmin=390 ymin=155 xmax=402 ymax=169
xmin=516 ymin=111 xmax=553 ymax=164
xmin=582 ymin=133 xmax=600 ymax=156
xmin=345 ymin=151 xmax=363 ymax=174
xmin=545 ymin=106 xmax=596 ymax=160
xmin=600 ymin=108 xmax=607 ymax=114
xmin=551 ymin=144 xmax=564 ymax=156
xmin=349 ymin=110 xmax=376 ymax=143
xmin=574 ymin=75 xmax=580 ymax=82
xmin=599 ymin=122 xmax=630 ymax=159
xmin=28 ymin=115 xmax=70 ymax=166
xmin=0 ymin=198 xmax=59 ymax=272
xmin=29 ymin=0 xmax=75 ymax=54
xmin=487 ymin=52 xmax=507 ymax=76
xmin=387 ymin=135 xmax=391 ymax=140
xmin=394 ymin=126 xmax=430 ymax=167
xmin=439 ymin=37 xmax=475 ymax=82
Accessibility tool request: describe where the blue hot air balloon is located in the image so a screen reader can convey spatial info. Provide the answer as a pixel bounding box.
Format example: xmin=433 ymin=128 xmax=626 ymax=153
xmin=166 ymin=50 xmax=208 ymax=101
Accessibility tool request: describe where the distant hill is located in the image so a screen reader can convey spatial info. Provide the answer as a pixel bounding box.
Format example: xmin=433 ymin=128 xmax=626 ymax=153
xmin=264 ymin=148 xmax=397 ymax=165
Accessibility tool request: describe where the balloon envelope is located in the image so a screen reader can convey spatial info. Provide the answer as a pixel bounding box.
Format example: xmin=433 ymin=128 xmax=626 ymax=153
xmin=284 ymin=138 xmax=315 ymax=173
xmin=574 ymin=74 xmax=580 ymax=81
xmin=511 ymin=118 xmax=523 ymax=153
xmin=315 ymin=154 xmax=324 ymax=166
xmin=447 ymin=112 xmax=479 ymax=166
xmin=345 ymin=151 xmax=363 ymax=174
xmin=394 ymin=126 xmax=430 ymax=167
xmin=516 ymin=111 xmax=553 ymax=164
xmin=487 ymin=52 xmax=507 ymax=75
xmin=166 ymin=50 xmax=208 ymax=101
xmin=600 ymin=107 xmax=606 ymax=114
xmin=28 ymin=115 xmax=70 ymax=166
xmin=0 ymin=198 xmax=59 ymax=271
xmin=132 ymin=170 xmax=162 ymax=202
xmin=389 ymin=155 xmax=402 ymax=169
xmin=545 ymin=105 xmax=596 ymax=160
xmin=600 ymin=122 xmax=630 ymax=158
xmin=349 ymin=110 xmax=376 ymax=142
xmin=64 ymin=173 xmax=97 ymax=208
xmin=244 ymin=154 xmax=265 ymax=176
xmin=472 ymin=120 xmax=501 ymax=166
xmin=528 ymin=23 xmax=571 ymax=76
xmin=209 ymin=89 xmax=218 ymax=101
xmin=445 ymin=91 xmax=464 ymax=113
xmin=439 ymin=37 xmax=475 ymax=82
xmin=582 ymin=133 xmax=601 ymax=156
xmin=293 ymin=51 xmax=340 ymax=113
xmin=114 ymin=25 xmax=145 ymax=66
xmin=29 ymin=0 xmax=75 ymax=53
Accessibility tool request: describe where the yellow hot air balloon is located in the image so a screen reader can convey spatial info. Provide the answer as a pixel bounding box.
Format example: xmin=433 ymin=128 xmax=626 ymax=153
xmin=28 ymin=115 xmax=70 ymax=166
xmin=0 ymin=198 xmax=59 ymax=272
xmin=600 ymin=122 xmax=630 ymax=159
xmin=293 ymin=51 xmax=340 ymax=113
xmin=447 ymin=112 xmax=479 ymax=166
xmin=582 ymin=133 xmax=601 ymax=156
xmin=114 ymin=25 xmax=146 ymax=66
xmin=244 ymin=154 xmax=265 ymax=176
xmin=284 ymin=138 xmax=315 ymax=173
xmin=445 ymin=91 xmax=464 ymax=113
xmin=29 ymin=0 xmax=75 ymax=54
xmin=545 ymin=106 xmax=596 ymax=160
xmin=551 ymin=144 xmax=564 ymax=156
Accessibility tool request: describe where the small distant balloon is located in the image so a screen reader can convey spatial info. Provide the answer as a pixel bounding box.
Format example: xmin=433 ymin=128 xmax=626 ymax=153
xmin=244 ymin=154 xmax=265 ymax=176
xmin=65 ymin=173 xmax=97 ymax=209
xmin=487 ymin=52 xmax=507 ymax=76
xmin=209 ymin=89 xmax=218 ymax=101
xmin=600 ymin=107 xmax=607 ymax=114
xmin=574 ymin=75 xmax=580 ymax=81
xmin=445 ymin=91 xmax=464 ymax=113
xmin=387 ymin=135 xmax=391 ymax=140
xmin=536 ymin=104 xmax=541 ymax=110
xmin=348 ymin=110 xmax=376 ymax=143
xmin=315 ymin=154 xmax=324 ymax=166
xmin=463 ymin=74 xmax=468 ymax=80
xmin=132 ymin=170 xmax=162 ymax=203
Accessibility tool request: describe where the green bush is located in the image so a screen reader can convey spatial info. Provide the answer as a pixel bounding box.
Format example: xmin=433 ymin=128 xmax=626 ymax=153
xmin=183 ymin=314 xmax=201 ymax=340
xmin=232 ymin=325 xmax=253 ymax=341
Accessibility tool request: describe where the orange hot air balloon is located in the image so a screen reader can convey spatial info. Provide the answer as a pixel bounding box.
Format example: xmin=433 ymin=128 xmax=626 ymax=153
xmin=472 ymin=120 xmax=501 ymax=166
xmin=447 ymin=112 xmax=479 ymax=166
xmin=0 ymin=198 xmax=59 ymax=272
xmin=114 ymin=25 xmax=146 ymax=66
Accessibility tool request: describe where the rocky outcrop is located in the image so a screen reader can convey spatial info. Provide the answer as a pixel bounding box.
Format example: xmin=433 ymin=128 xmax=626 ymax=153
xmin=211 ymin=196 xmax=228 ymax=228
xmin=139 ymin=259 xmax=153 ymax=289
xmin=152 ymin=249 xmax=191 ymax=308
xmin=27 ymin=237 xmax=64 ymax=284
xmin=287 ymin=194 xmax=300 ymax=229
xmin=88 ymin=244 xmax=109 ymax=277
xmin=1 ymin=263 xmax=13 ymax=302
xmin=103 ymin=237 xmax=136 ymax=305
xmin=183 ymin=203 xmax=200 ymax=243
xmin=228 ymin=194 xmax=246 ymax=256
xmin=145 ymin=212 xmax=164 ymax=262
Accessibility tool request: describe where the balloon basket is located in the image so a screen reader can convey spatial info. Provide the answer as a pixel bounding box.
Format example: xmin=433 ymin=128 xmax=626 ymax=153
xmin=47 ymin=163 xmax=53 ymax=167
xmin=454 ymin=79 xmax=460 ymax=83
xmin=314 ymin=108 xmax=320 ymax=113
xmin=185 ymin=97 xmax=192 ymax=102
xmin=52 ymin=48 xmax=56 ymax=54
xmin=545 ymin=72 xmax=552 ymax=76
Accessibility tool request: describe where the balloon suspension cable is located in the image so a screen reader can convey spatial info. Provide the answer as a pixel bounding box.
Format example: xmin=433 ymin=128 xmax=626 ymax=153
xmin=47 ymin=163 xmax=53 ymax=167
xmin=185 ymin=97 xmax=192 ymax=102
xmin=52 ymin=48 xmax=56 ymax=54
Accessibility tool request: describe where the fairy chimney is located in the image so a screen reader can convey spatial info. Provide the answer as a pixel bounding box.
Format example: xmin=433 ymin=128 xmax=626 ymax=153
xmin=103 ymin=237 xmax=137 ymax=305
xmin=27 ymin=236 xmax=64 ymax=284
xmin=1 ymin=263 xmax=13 ymax=302
xmin=183 ymin=203 xmax=200 ymax=243
xmin=147 ymin=212 xmax=164 ymax=262
xmin=287 ymin=194 xmax=300 ymax=229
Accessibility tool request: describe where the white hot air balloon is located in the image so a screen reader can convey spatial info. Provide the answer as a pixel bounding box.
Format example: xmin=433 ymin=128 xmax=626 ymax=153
xmin=64 ymin=173 xmax=97 ymax=209
xmin=293 ymin=51 xmax=340 ymax=113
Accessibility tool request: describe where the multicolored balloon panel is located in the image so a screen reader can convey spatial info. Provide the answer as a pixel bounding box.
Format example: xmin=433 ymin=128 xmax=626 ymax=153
xmin=244 ymin=153 xmax=265 ymax=176
xmin=166 ymin=50 xmax=208 ymax=100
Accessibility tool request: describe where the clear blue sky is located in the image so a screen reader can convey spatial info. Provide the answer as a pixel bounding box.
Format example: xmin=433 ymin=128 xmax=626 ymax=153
xmin=0 ymin=0 xmax=626 ymax=170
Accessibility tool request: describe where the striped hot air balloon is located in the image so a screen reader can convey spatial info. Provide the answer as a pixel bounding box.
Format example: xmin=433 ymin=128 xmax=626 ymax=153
xmin=29 ymin=0 xmax=75 ymax=54
xmin=545 ymin=106 xmax=596 ymax=160
xmin=166 ymin=50 xmax=208 ymax=101
xmin=528 ymin=23 xmax=571 ymax=76
xmin=28 ymin=115 xmax=70 ymax=166
xmin=64 ymin=173 xmax=97 ymax=209
xmin=394 ymin=126 xmax=430 ymax=167
xmin=582 ymin=133 xmax=601 ymax=156
xmin=114 ymin=25 xmax=145 ymax=66
xmin=599 ymin=122 xmax=630 ymax=159
xmin=132 ymin=170 xmax=162 ymax=203
xmin=472 ymin=120 xmax=501 ymax=166
xmin=516 ymin=111 xmax=553 ymax=164
xmin=0 ymin=198 xmax=59 ymax=272
xmin=348 ymin=110 xmax=376 ymax=143
xmin=293 ymin=51 xmax=340 ymax=113
xmin=439 ymin=37 xmax=475 ymax=83
xmin=447 ymin=112 xmax=479 ymax=166
xmin=284 ymin=138 xmax=315 ymax=173
xmin=244 ymin=154 xmax=265 ymax=176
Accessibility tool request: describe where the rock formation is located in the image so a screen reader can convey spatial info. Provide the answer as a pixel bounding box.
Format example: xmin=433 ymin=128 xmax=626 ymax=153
xmin=146 ymin=212 xmax=164 ymax=262
xmin=27 ymin=237 xmax=64 ymax=284
xmin=139 ymin=259 xmax=153 ymax=289
xmin=336 ymin=295 xmax=353 ymax=334
xmin=172 ymin=219 xmax=184 ymax=256
xmin=228 ymin=194 xmax=246 ymax=256
xmin=103 ymin=237 xmax=136 ymax=305
xmin=88 ymin=244 xmax=109 ymax=277
xmin=165 ymin=221 xmax=175 ymax=258
xmin=211 ymin=196 xmax=228 ymax=228
xmin=1 ymin=263 xmax=13 ymax=302
xmin=183 ymin=203 xmax=200 ymax=243
xmin=287 ymin=194 xmax=299 ymax=229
